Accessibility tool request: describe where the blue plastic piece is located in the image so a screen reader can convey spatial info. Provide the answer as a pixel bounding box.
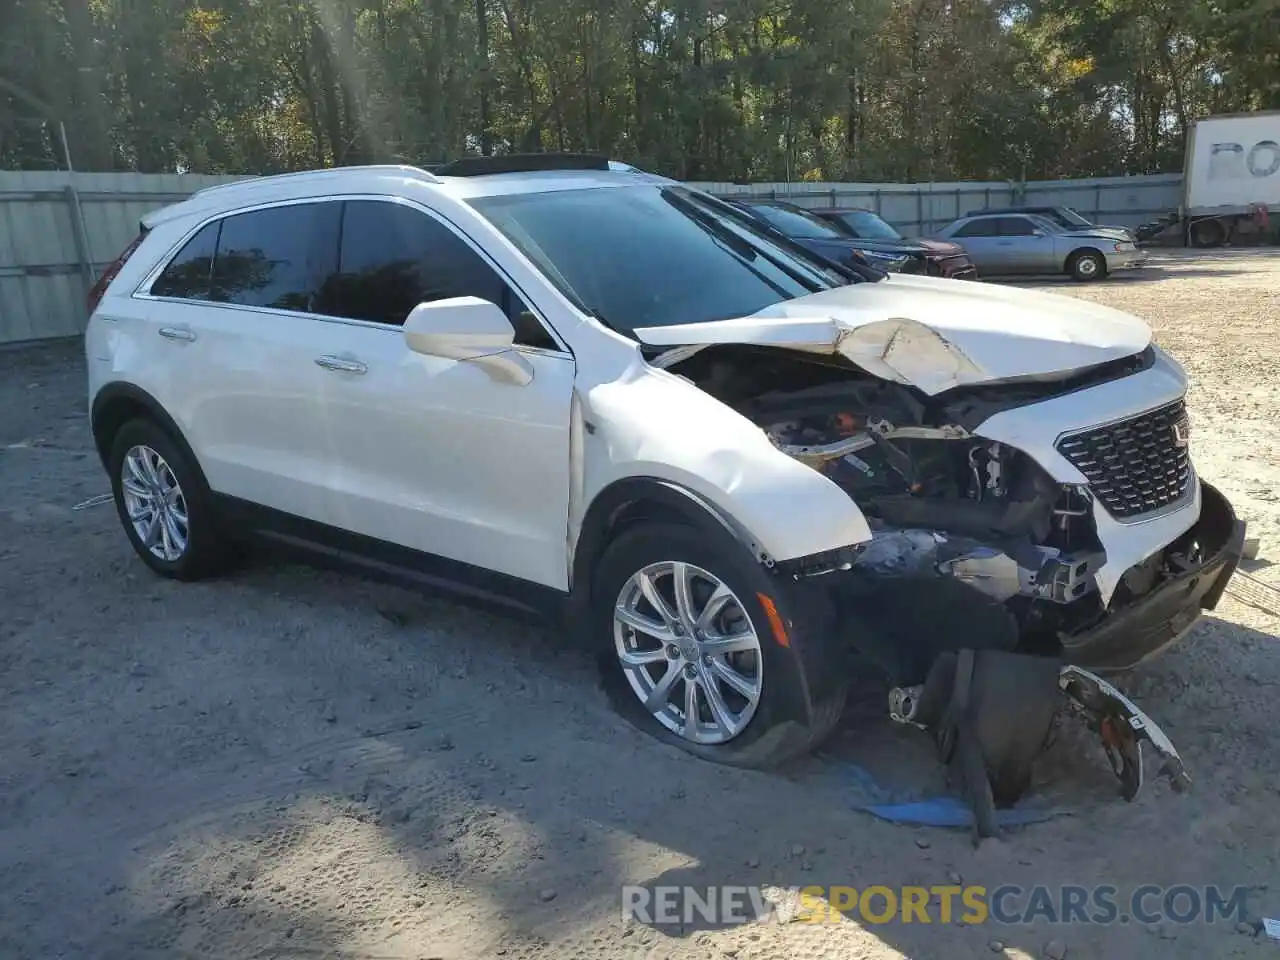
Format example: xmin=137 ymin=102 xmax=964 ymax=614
xmin=862 ymin=796 xmax=1067 ymax=829
xmin=817 ymin=753 xmax=1070 ymax=830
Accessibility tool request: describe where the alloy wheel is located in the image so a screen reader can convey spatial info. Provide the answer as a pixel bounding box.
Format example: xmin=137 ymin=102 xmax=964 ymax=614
xmin=120 ymin=444 xmax=189 ymax=562
xmin=612 ymin=561 xmax=763 ymax=744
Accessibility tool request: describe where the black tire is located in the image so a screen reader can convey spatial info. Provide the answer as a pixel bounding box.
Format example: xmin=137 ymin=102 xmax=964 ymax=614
xmin=1068 ymin=249 xmax=1107 ymax=282
xmin=1189 ymin=218 xmax=1227 ymax=248
xmin=108 ymin=418 xmax=231 ymax=581
xmin=591 ymin=521 xmax=845 ymax=768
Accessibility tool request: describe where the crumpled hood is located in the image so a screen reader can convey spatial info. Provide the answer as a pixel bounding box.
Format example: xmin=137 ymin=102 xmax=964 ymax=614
xmin=1060 ymin=227 xmax=1133 ymax=241
xmin=636 ymin=273 xmax=1152 ymax=395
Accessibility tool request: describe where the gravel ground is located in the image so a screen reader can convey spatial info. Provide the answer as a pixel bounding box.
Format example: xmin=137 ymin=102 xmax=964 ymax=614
xmin=2 ymin=250 xmax=1278 ymax=960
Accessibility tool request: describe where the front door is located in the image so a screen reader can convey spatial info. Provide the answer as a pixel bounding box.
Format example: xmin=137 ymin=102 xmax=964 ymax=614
xmin=302 ymin=198 xmax=576 ymax=590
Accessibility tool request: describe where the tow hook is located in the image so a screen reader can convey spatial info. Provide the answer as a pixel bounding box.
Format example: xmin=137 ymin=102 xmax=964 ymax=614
xmin=1058 ymin=664 xmax=1191 ymax=800
xmin=887 ymin=655 xmax=1190 ymax=841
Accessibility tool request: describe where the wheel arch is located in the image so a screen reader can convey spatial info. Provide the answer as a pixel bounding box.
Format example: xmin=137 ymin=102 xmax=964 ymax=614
xmin=1065 ymin=245 xmax=1105 ymax=273
xmin=567 ymin=477 xmax=764 ymax=627
xmin=91 ymin=382 xmax=209 ymax=489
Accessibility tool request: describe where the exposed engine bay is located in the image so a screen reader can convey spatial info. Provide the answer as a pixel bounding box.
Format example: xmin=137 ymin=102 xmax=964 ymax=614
xmin=665 ymin=343 xmax=1238 ymax=838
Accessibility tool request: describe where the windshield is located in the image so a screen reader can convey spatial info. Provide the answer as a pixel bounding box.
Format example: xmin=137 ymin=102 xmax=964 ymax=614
xmin=1030 ymin=214 xmax=1069 ymax=233
xmin=743 ymin=203 xmax=848 ymax=240
xmin=832 ymin=210 xmax=903 ymax=240
xmin=470 ymin=186 xmax=850 ymax=335
xmin=1053 ymin=207 xmax=1094 ymax=228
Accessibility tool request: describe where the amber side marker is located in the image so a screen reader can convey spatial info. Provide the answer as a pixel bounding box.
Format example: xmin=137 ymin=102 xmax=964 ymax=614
xmin=756 ymin=593 xmax=791 ymax=648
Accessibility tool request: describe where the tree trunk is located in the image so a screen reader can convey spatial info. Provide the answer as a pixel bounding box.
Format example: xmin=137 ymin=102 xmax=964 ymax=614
xmin=62 ymin=0 xmax=114 ymax=170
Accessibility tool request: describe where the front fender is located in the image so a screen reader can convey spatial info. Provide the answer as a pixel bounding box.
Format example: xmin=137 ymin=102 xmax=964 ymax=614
xmin=574 ymin=362 xmax=872 ymax=570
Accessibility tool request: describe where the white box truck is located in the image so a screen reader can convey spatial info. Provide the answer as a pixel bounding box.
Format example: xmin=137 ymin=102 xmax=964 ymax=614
xmin=1177 ymin=110 xmax=1280 ymax=247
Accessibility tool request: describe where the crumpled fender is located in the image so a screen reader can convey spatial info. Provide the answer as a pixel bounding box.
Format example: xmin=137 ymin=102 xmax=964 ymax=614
xmin=570 ymin=358 xmax=873 ymax=568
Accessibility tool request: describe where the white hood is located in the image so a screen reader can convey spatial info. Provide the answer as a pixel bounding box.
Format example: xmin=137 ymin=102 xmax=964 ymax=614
xmin=635 ymin=274 xmax=1152 ymax=395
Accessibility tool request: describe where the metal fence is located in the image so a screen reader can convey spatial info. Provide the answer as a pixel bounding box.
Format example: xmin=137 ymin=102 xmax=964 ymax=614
xmin=689 ymin=173 xmax=1185 ymax=237
xmin=0 ymin=170 xmax=244 ymax=345
xmin=0 ymin=169 xmax=1184 ymax=346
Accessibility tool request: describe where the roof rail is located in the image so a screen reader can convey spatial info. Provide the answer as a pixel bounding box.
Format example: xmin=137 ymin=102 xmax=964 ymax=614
xmin=432 ymin=153 xmax=610 ymax=177
xmin=187 ymin=164 xmax=440 ymax=201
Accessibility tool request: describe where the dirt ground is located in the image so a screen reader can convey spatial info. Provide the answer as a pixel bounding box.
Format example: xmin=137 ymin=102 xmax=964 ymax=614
xmin=2 ymin=249 xmax=1278 ymax=960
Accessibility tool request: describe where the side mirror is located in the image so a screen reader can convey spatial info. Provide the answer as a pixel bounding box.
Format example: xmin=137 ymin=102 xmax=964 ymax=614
xmin=404 ymin=296 xmax=533 ymax=386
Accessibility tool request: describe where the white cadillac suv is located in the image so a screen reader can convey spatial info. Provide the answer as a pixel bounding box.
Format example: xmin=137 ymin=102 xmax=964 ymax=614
xmin=86 ymin=155 xmax=1243 ymax=769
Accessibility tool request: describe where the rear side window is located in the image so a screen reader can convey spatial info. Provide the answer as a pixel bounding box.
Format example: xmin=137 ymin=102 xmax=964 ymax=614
xmin=211 ymin=203 xmax=339 ymax=310
xmin=316 ymin=200 xmax=556 ymax=348
xmin=151 ymin=222 xmax=219 ymax=300
xmin=954 ymin=219 xmax=995 ymax=238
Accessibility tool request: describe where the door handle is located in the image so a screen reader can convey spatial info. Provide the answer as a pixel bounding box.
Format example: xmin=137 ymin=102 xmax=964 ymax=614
xmin=314 ymin=355 xmax=367 ymax=374
xmin=158 ymin=326 xmax=196 ymax=342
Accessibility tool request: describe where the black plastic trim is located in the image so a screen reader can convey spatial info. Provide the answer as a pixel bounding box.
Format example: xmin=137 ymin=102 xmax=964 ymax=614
xmin=431 ymin=153 xmax=610 ymax=177
xmin=1058 ymin=481 xmax=1245 ymax=673
xmin=212 ymin=494 xmax=568 ymax=622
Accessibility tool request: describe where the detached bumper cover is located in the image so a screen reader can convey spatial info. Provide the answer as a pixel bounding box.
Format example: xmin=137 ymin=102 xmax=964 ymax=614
xmin=1060 ymin=482 xmax=1245 ymax=672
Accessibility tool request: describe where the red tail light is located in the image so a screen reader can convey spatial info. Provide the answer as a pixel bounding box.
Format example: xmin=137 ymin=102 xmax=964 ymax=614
xmin=87 ymin=229 xmax=148 ymax=315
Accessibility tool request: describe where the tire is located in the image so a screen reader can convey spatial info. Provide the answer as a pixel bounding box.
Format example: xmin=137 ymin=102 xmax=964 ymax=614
xmin=1189 ymin=218 xmax=1226 ymax=249
xmin=108 ymin=418 xmax=231 ymax=581
xmin=1068 ymin=249 xmax=1107 ymax=282
xmin=591 ymin=521 xmax=845 ymax=768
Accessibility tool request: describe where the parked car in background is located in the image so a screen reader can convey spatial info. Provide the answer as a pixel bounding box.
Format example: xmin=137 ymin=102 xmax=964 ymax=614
xmin=725 ymin=199 xmax=917 ymax=274
xmin=812 ymin=207 xmax=977 ymax=278
xmin=935 ymin=212 xmax=1146 ymax=281
xmin=966 ymin=205 xmax=1136 ymax=241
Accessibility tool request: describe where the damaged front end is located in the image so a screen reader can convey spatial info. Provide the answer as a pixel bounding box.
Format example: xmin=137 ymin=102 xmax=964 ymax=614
xmin=669 ymin=344 xmax=1244 ymax=835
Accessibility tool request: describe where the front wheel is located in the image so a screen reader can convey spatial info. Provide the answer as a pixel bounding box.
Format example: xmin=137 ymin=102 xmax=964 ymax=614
xmin=592 ymin=522 xmax=845 ymax=767
xmin=1069 ymin=249 xmax=1107 ymax=282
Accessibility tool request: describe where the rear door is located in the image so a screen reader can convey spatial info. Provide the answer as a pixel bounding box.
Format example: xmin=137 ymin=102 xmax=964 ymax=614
xmin=949 ymin=218 xmax=1001 ymax=270
xmin=140 ymin=200 xmax=346 ymax=523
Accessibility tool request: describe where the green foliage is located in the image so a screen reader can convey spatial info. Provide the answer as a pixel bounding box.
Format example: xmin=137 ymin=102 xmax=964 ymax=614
xmin=1 ymin=0 xmax=1276 ymax=178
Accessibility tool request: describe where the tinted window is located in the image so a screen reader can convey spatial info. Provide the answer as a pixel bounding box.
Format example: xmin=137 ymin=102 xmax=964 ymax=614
xmin=151 ymin=221 xmax=219 ymax=300
xmin=211 ymin=203 xmax=339 ymax=311
xmin=319 ymin=200 xmax=555 ymax=348
xmin=995 ymin=217 xmax=1037 ymax=236
xmin=831 ymin=211 xmax=902 ymax=241
xmin=744 ymin=203 xmax=846 ymax=240
xmin=998 ymin=217 xmax=1049 ymax=238
xmin=954 ymin=219 xmax=995 ymax=238
xmin=471 ymin=186 xmax=845 ymax=336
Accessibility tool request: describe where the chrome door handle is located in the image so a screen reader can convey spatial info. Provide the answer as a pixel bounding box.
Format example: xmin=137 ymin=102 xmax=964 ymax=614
xmin=314 ymin=355 xmax=367 ymax=374
xmin=158 ymin=326 xmax=196 ymax=342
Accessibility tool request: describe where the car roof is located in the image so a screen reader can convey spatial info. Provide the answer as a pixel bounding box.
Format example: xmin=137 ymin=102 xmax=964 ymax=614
xmin=964 ymin=205 xmax=1060 ymax=216
xmin=144 ymin=163 xmax=676 ymax=228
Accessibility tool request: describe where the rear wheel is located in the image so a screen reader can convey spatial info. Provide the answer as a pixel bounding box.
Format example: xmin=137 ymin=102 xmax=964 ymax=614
xmin=1189 ymin=217 xmax=1227 ymax=249
xmin=108 ymin=418 xmax=231 ymax=580
xmin=1068 ymin=249 xmax=1107 ymax=282
xmin=592 ymin=522 xmax=845 ymax=767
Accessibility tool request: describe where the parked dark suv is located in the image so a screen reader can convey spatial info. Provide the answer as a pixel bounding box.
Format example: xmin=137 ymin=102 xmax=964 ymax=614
xmin=727 ymin=199 xmax=923 ymax=274
xmin=814 ymin=207 xmax=978 ymax=279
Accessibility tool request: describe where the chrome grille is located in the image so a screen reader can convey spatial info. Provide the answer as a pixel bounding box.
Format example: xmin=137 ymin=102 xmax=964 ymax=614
xmin=1056 ymin=400 xmax=1192 ymax=520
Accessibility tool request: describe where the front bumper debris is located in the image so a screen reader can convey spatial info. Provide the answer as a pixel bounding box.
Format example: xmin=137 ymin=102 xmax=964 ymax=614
xmin=1061 ymin=481 xmax=1245 ymax=672
xmin=888 ymin=655 xmax=1191 ymax=841
xmin=1059 ymin=664 xmax=1190 ymax=800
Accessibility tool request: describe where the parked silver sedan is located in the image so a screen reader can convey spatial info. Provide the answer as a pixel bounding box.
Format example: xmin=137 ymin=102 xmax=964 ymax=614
xmin=934 ymin=212 xmax=1147 ymax=282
